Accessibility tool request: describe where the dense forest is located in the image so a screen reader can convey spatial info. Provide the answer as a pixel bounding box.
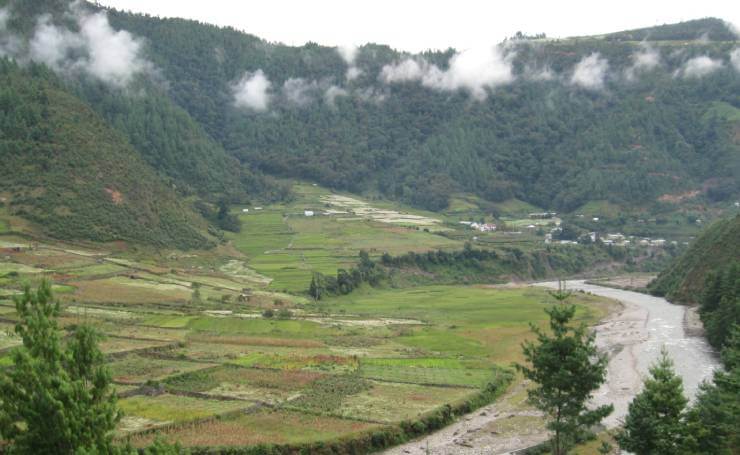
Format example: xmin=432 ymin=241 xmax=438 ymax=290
xmin=0 ymin=0 xmax=739 ymax=246
xmin=104 ymin=10 xmax=740 ymax=212
xmin=649 ymin=215 xmax=740 ymax=302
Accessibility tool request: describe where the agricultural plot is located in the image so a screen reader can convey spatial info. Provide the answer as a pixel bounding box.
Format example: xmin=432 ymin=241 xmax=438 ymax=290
xmin=109 ymin=354 xmax=217 ymax=384
xmin=118 ymin=394 xmax=250 ymax=429
xmin=338 ymin=381 xmax=473 ymax=423
xmin=359 ymin=357 xmax=496 ymax=387
xmin=0 ymin=183 xmax=618 ymax=451
xmin=166 ymin=365 xmax=325 ymax=403
xmin=127 ymin=409 xmax=380 ymax=447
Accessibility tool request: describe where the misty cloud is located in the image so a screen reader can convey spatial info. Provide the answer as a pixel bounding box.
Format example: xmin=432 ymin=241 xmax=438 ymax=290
xmin=730 ymin=48 xmax=740 ymax=73
xmin=380 ymin=46 xmax=515 ymax=100
xmin=324 ymin=85 xmax=348 ymax=107
xmin=624 ymin=44 xmax=660 ymax=80
xmin=423 ymin=47 xmax=515 ymax=99
xmin=679 ymin=55 xmax=723 ymax=78
xmin=337 ymin=45 xmax=363 ymax=81
xmin=282 ymin=77 xmax=318 ymax=106
xmin=570 ymin=53 xmax=609 ymax=90
xmin=345 ymin=66 xmax=363 ymax=81
xmin=26 ymin=7 xmax=150 ymax=87
xmin=337 ymin=45 xmax=358 ymax=64
xmin=523 ymin=64 xmax=555 ymax=81
xmin=380 ymin=58 xmax=427 ymax=83
xmin=233 ymin=69 xmax=272 ymax=111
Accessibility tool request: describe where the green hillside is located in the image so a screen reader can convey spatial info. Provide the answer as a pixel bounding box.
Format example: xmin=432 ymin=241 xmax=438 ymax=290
xmin=104 ymin=9 xmax=740 ymax=211
xmin=0 ymin=61 xmax=211 ymax=248
xmin=649 ymin=215 xmax=740 ymax=303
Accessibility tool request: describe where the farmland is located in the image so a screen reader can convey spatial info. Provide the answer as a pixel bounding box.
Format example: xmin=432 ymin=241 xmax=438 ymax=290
xmin=0 ymin=182 xmax=617 ymax=451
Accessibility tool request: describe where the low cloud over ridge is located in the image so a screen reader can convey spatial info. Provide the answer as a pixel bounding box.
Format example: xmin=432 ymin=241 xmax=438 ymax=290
xmin=26 ymin=5 xmax=150 ymax=87
xmin=679 ymin=55 xmax=724 ymax=78
xmin=232 ymin=69 xmax=272 ymax=111
xmin=379 ymin=45 xmax=515 ymax=100
xmin=570 ymin=53 xmax=609 ymax=90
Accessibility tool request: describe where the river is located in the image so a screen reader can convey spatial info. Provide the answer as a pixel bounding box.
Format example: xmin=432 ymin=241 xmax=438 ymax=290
xmin=382 ymin=280 xmax=720 ymax=455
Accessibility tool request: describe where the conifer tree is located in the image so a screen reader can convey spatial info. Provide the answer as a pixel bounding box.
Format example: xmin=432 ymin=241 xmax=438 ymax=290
xmin=0 ymin=281 xmax=120 ymax=454
xmin=517 ymin=288 xmax=612 ymax=455
xmin=617 ymin=349 xmax=689 ymax=455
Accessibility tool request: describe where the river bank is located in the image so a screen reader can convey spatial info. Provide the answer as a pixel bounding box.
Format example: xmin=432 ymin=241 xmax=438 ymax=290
xmin=382 ymin=281 xmax=719 ymax=454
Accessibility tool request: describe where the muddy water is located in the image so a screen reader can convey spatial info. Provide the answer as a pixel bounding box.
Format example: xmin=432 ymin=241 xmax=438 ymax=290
xmin=540 ymin=280 xmax=720 ymax=427
xmin=382 ymin=281 xmax=720 ymax=454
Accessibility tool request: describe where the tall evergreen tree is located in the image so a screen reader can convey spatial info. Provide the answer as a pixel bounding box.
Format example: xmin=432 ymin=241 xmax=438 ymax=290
xmin=0 ymin=281 xmax=120 ymax=454
xmin=685 ymin=326 xmax=740 ymax=454
xmin=517 ymin=292 xmax=612 ymax=455
xmin=617 ymin=349 xmax=689 ymax=455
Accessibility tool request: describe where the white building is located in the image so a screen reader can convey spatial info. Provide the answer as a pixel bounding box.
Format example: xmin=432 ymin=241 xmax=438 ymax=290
xmin=304 ymin=210 xmax=315 ymax=217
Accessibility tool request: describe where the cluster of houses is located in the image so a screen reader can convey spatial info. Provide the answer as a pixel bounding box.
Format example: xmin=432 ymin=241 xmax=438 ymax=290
xmin=544 ymin=230 xmax=674 ymax=247
xmin=459 ymin=221 xmax=497 ymax=232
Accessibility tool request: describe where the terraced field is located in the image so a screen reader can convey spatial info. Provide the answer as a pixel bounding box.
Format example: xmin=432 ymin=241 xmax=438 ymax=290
xmin=0 ymin=182 xmax=616 ymax=451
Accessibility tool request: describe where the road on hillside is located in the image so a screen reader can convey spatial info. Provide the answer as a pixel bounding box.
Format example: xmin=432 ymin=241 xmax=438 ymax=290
xmin=382 ymin=281 xmax=720 ymax=455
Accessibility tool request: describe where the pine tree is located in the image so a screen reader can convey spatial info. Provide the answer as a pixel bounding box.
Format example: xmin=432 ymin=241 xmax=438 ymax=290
xmin=516 ymin=291 xmax=612 ymax=455
xmin=617 ymin=348 xmax=689 ymax=455
xmin=685 ymin=326 xmax=740 ymax=454
xmin=0 ymin=281 xmax=121 ymax=454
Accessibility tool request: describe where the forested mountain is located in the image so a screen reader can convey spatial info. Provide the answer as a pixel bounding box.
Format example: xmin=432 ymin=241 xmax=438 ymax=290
xmin=105 ymin=8 xmax=740 ymax=211
xmin=649 ymin=215 xmax=740 ymax=303
xmin=0 ymin=0 xmax=739 ymax=246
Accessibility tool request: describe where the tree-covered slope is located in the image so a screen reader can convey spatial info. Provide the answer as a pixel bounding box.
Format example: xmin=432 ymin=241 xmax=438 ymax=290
xmin=104 ymin=9 xmax=740 ymax=211
xmin=0 ymin=61 xmax=212 ymax=248
xmin=649 ymin=215 xmax=740 ymax=303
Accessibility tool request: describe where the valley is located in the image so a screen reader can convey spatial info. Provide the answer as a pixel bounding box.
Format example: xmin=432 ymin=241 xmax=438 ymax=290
xmin=0 ymin=1 xmax=738 ymax=452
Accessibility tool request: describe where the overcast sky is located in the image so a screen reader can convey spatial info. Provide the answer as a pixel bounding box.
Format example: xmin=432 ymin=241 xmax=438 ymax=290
xmin=98 ymin=0 xmax=739 ymax=52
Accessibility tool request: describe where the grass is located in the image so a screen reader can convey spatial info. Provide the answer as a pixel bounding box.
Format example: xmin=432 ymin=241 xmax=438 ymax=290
xmin=229 ymin=352 xmax=358 ymax=373
xmin=186 ymin=316 xmax=339 ymax=339
xmin=127 ymin=409 xmax=380 ymax=447
xmin=118 ymin=394 xmax=250 ymax=424
xmin=337 ymin=381 xmax=474 ymax=423
xmin=69 ymin=277 xmax=191 ymax=304
xmin=166 ymin=365 xmax=325 ymax=403
xmin=109 ymin=354 xmax=217 ymax=384
xmin=323 ymin=285 xmax=611 ymax=363
xmin=359 ymin=358 xmax=498 ymax=387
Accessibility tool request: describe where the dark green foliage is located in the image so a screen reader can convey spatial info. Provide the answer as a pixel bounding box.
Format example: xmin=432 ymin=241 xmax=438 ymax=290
xmin=380 ymin=243 xmax=622 ymax=283
xmin=700 ymin=262 xmax=740 ymax=349
xmin=617 ymin=349 xmax=690 ymax=455
xmin=685 ymin=327 xmax=740 ymax=454
xmin=649 ymin=215 xmax=740 ymax=303
xmin=289 ymin=374 xmax=371 ymax=413
xmin=0 ymin=281 xmax=120 ymax=454
xmin=309 ymin=251 xmax=388 ymax=299
xmin=517 ymin=301 xmax=612 ymax=455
